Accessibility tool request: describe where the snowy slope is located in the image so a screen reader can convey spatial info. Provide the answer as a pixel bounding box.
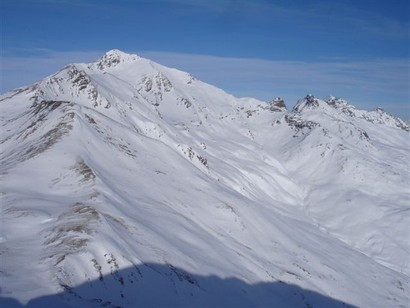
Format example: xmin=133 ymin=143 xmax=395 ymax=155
xmin=1 ymin=50 xmax=409 ymax=308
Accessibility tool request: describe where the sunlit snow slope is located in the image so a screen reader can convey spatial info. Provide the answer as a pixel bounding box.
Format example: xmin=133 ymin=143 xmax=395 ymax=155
xmin=1 ymin=50 xmax=409 ymax=307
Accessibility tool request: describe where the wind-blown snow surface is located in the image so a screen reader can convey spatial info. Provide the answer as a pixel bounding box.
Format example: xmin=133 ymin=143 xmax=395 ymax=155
xmin=1 ymin=50 xmax=409 ymax=307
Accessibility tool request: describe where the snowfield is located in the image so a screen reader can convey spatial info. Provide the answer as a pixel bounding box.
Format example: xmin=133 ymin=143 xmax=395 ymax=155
xmin=1 ymin=50 xmax=409 ymax=307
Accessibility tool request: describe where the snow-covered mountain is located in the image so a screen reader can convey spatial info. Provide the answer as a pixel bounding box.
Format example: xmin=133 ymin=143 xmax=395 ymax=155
xmin=1 ymin=49 xmax=409 ymax=307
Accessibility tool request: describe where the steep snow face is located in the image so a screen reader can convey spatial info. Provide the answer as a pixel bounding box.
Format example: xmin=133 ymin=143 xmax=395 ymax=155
xmin=0 ymin=50 xmax=409 ymax=308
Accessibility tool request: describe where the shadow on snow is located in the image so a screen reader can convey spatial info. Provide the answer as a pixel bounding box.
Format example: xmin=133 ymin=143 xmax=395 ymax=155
xmin=0 ymin=262 xmax=355 ymax=307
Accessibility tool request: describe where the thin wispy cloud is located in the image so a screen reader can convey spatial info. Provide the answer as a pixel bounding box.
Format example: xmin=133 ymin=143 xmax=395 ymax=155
xmin=1 ymin=49 xmax=102 ymax=88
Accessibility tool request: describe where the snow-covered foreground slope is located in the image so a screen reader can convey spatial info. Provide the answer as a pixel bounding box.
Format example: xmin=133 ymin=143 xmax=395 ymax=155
xmin=1 ymin=50 xmax=409 ymax=307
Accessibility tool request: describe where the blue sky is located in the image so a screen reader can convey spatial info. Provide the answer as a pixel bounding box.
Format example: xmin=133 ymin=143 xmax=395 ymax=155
xmin=2 ymin=0 xmax=409 ymax=119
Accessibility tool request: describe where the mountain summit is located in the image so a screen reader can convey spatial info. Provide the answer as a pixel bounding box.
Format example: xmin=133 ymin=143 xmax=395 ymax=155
xmin=95 ymin=49 xmax=142 ymax=69
xmin=1 ymin=50 xmax=409 ymax=307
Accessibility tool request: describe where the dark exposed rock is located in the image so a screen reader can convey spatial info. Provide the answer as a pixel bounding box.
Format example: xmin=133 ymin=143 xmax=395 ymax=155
xmin=285 ymin=114 xmax=319 ymax=137
xmin=292 ymin=94 xmax=320 ymax=113
xmin=269 ymin=97 xmax=287 ymax=112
